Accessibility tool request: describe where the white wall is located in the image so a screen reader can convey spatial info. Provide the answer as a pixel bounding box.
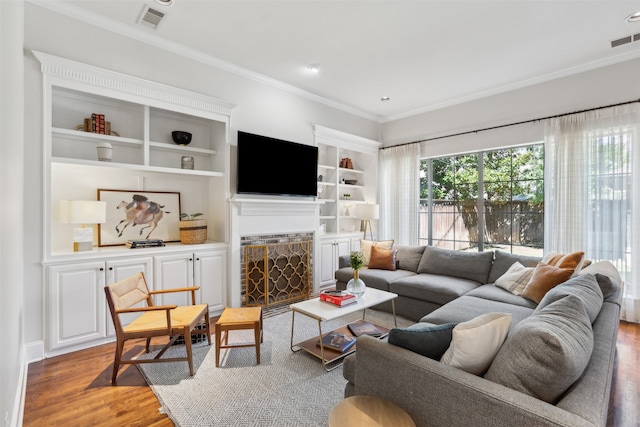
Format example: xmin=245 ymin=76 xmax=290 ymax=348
xmin=382 ymin=57 xmax=640 ymax=157
xmin=21 ymin=3 xmax=380 ymax=350
xmin=1 ymin=1 xmax=26 ymax=426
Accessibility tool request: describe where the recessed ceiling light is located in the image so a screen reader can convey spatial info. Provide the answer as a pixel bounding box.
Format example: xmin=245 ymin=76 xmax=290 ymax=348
xmin=155 ymin=0 xmax=173 ymax=6
xmin=626 ymin=10 xmax=640 ymax=22
xmin=307 ymin=64 xmax=323 ymax=73
xmin=380 ymin=96 xmax=391 ymax=102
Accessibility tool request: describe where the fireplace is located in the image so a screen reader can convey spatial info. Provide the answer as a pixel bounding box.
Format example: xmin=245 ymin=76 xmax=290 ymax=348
xmin=230 ymin=198 xmax=320 ymax=308
xmin=243 ymin=239 xmax=311 ymax=306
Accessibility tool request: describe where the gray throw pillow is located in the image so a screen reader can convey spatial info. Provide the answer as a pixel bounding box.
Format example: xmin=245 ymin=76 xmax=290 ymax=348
xmin=535 ymin=273 xmax=603 ymax=323
xmin=388 ymin=322 xmax=456 ymax=360
xmin=485 ymin=294 xmax=594 ymax=403
xmin=417 ymin=246 xmax=494 ymax=284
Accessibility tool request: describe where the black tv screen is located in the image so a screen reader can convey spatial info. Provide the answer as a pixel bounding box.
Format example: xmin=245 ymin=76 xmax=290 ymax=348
xmin=237 ymin=131 xmax=319 ymax=197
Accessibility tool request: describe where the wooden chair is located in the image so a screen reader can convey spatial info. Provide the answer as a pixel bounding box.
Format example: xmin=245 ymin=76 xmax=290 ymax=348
xmin=104 ymin=272 xmax=211 ymax=383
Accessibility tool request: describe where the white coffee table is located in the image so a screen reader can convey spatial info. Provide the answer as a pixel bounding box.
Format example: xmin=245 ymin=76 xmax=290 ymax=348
xmin=289 ymin=288 xmax=398 ymax=371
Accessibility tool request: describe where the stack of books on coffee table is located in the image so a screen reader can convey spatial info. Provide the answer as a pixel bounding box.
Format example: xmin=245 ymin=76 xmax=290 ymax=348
xmin=319 ymin=290 xmax=357 ymax=307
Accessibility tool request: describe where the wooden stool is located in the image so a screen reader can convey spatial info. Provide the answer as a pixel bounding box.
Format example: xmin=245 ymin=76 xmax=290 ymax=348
xmin=215 ymin=307 xmax=263 ymax=367
xmin=329 ymin=396 xmax=416 ymax=427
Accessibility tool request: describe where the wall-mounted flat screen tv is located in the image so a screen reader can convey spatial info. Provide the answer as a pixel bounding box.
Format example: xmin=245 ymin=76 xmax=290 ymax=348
xmin=236 ymin=131 xmax=319 ymax=198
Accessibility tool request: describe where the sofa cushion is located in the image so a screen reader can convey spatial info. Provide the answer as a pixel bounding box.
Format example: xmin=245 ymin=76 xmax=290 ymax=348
xmin=487 ymin=250 xmax=541 ymax=284
xmin=417 ymin=246 xmax=494 ymax=284
xmin=521 ymin=262 xmax=574 ymax=303
xmin=485 ymin=294 xmax=594 ymax=403
xmin=466 ymin=285 xmax=538 ymax=309
xmin=420 ymin=295 xmax=534 ymax=332
xmin=440 ymin=312 xmax=512 ymax=375
xmin=394 ymin=245 xmax=426 ymax=272
xmin=535 ymin=273 xmax=603 ymax=324
xmin=388 ymin=322 xmax=456 ymax=360
xmin=334 ymin=267 xmax=415 ymax=292
xmin=360 ymin=239 xmax=394 ymax=266
xmin=493 ymin=262 xmax=534 ymax=295
xmin=368 ymin=245 xmax=398 ymax=271
xmin=389 ymin=274 xmax=480 ymax=306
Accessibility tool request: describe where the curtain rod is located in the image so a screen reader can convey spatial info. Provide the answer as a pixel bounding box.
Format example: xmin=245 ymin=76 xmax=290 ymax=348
xmin=381 ymin=98 xmax=640 ymax=150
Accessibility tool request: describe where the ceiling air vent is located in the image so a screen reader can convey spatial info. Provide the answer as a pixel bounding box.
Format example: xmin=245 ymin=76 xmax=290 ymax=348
xmin=137 ymin=6 xmax=165 ymax=30
xmin=610 ymin=33 xmax=640 ymax=48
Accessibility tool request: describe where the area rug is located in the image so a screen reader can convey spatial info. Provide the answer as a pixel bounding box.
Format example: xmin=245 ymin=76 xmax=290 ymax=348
xmin=137 ymin=308 xmax=413 ymax=426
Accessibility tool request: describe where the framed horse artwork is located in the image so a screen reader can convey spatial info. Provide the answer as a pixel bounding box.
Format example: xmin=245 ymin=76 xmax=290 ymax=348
xmin=97 ymin=189 xmax=181 ymax=246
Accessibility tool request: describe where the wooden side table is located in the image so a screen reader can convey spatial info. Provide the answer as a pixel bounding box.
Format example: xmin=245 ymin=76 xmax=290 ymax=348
xmin=215 ymin=307 xmax=263 ymax=367
xmin=329 ymin=395 xmax=416 ymax=427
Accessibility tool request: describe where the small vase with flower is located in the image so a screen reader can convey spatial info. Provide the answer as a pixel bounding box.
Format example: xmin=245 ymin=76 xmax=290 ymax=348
xmin=346 ymin=251 xmax=366 ymax=298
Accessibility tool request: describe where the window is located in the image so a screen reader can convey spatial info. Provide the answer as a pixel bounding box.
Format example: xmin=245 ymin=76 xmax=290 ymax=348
xmin=419 ymin=144 xmax=544 ymax=255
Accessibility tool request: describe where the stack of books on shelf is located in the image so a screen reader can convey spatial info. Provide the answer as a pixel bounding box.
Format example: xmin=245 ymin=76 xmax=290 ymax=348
xmin=317 ymin=331 xmax=356 ymax=353
xmin=320 ymin=290 xmax=357 ymax=307
xmin=126 ymin=239 xmax=165 ymax=249
xmin=83 ymin=113 xmax=111 ymax=135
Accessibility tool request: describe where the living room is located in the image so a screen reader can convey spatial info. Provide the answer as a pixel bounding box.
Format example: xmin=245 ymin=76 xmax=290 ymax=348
xmin=2 ymin=1 xmax=640 ymax=426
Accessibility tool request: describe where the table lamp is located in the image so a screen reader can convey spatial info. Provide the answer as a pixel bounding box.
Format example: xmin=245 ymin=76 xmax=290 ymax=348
xmin=59 ymin=200 xmax=107 ymax=251
xmin=357 ymin=203 xmax=379 ymax=241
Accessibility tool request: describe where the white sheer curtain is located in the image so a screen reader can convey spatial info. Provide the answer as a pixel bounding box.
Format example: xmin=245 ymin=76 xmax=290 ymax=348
xmin=544 ymin=103 xmax=640 ymax=323
xmin=378 ymin=143 xmax=420 ymax=245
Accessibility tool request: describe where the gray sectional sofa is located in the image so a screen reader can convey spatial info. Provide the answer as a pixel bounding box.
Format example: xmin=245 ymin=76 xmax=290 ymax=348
xmin=334 ymin=245 xmax=622 ymax=427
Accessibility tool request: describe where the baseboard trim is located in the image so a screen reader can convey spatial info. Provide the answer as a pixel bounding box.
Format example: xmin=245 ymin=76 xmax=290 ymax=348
xmin=25 ymin=340 xmax=44 ymax=364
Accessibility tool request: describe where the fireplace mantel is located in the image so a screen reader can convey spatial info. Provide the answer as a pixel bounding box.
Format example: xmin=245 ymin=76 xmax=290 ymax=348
xmin=231 ymin=197 xmax=322 ymax=216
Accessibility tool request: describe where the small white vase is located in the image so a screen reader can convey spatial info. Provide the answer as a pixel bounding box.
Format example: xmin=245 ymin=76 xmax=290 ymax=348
xmin=346 ymin=270 xmax=366 ymax=298
xmin=97 ymin=142 xmax=112 ymax=162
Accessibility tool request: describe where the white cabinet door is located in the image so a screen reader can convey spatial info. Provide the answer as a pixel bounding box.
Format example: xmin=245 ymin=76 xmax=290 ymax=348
xmin=154 ymin=253 xmax=196 ymax=307
xmin=194 ymin=250 xmax=227 ymax=315
xmin=105 ymin=257 xmax=153 ymax=338
xmin=47 ymin=261 xmax=106 ymax=353
xmin=319 ymin=238 xmax=351 ymax=288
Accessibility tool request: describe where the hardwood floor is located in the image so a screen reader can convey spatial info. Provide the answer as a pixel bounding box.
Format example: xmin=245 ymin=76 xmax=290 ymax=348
xmin=23 ymin=321 xmax=639 ymax=426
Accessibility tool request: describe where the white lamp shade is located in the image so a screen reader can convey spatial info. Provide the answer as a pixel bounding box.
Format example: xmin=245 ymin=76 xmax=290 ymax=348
xmin=59 ymin=200 xmax=107 ymax=224
xmin=357 ymin=203 xmax=379 ymax=220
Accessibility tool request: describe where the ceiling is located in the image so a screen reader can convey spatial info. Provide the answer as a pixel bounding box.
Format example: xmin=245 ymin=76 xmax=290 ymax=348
xmin=37 ymin=1 xmax=640 ymax=122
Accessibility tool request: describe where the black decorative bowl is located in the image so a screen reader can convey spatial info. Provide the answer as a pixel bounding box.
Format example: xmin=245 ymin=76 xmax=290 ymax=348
xmin=172 ymin=130 xmax=192 ymax=145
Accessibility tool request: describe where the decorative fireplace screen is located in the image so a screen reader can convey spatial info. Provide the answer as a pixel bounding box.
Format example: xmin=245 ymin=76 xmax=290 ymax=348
xmin=244 ymin=241 xmax=311 ymax=307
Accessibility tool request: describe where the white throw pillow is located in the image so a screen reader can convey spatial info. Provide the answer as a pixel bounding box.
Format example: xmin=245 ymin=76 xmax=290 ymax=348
xmin=494 ymin=262 xmax=535 ymax=296
xmin=440 ymin=312 xmax=512 ymax=375
xmin=360 ymin=239 xmax=394 ymax=266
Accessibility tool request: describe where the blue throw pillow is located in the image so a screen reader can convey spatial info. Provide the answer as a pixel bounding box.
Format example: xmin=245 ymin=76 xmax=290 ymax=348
xmin=388 ymin=322 xmax=457 ymax=360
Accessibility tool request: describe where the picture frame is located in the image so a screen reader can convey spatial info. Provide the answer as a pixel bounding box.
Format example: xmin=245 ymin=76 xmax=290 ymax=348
xmin=97 ymin=189 xmax=181 ymax=247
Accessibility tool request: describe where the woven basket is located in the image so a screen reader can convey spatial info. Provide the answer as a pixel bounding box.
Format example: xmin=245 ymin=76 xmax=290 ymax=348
xmin=179 ymin=219 xmax=207 ymax=244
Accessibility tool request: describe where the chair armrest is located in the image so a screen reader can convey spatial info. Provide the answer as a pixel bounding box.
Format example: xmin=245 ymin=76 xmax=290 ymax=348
xmin=148 ymin=286 xmax=200 ymax=294
xmin=116 ymin=304 xmax=177 ymax=314
xmin=149 ymin=286 xmax=201 ymax=305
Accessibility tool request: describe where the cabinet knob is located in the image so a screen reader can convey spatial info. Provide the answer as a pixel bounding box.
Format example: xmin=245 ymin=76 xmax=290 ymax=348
xmin=196 ymin=258 xmax=200 ymax=261
xmin=189 ymin=258 xmax=193 ymax=261
xmin=109 ymin=267 xmax=113 ymax=270
xmin=99 ymin=267 xmax=104 ymax=271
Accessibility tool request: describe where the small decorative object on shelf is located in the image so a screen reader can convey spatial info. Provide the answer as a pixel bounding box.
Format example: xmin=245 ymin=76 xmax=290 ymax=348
xmin=179 ymin=212 xmax=207 ymax=244
xmin=181 ymin=155 xmax=194 ymax=170
xmin=342 ymin=193 xmax=351 ymax=200
xmin=347 ymin=251 xmax=366 ymax=298
xmin=172 ymin=130 xmax=192 ymax=145
xmin=97 ymin=142 xmax=112 ymax=162
xmin=340 ymin=158 xmax=354 ymax=169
